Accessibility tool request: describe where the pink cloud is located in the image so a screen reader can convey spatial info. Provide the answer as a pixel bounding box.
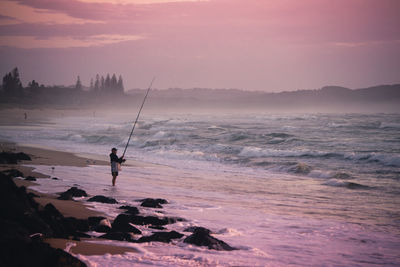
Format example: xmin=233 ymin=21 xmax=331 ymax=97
xmin=1 ymin=0 xmax=399 ymax=91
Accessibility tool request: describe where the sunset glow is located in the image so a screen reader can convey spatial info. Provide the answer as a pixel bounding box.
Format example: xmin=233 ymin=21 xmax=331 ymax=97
xmin=0 ymin=0 xmax=399 ymax=91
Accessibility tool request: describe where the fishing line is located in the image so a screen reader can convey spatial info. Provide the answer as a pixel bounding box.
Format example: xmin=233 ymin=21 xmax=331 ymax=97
xmin=122 ymin=77 xmax=155 ymax=158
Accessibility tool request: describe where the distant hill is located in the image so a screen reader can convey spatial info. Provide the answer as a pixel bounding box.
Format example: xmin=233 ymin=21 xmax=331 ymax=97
xmin=126 ymin=84 xmax=400 ymax=113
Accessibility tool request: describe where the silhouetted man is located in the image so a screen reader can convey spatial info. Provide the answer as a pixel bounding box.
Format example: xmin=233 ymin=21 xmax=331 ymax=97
xmin=110 ymin=147 xmax=125 ymax=186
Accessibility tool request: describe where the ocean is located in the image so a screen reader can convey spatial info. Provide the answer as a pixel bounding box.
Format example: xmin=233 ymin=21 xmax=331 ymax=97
xmin=1 ymin=112 xmax=400 ymax=266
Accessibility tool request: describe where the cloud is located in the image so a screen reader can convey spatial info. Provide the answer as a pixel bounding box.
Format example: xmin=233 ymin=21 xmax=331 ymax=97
xmin=0 ymin=0 xmax=102 ymax=25
xmin=0 ymin=34 xmax=144 ymax=48
xmin=77 ymin=0 xmax=208 ymax=3
xmin=332 ymin=40 xmax=400 ymax=48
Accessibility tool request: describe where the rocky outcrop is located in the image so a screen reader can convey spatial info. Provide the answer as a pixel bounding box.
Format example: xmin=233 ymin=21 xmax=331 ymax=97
xmin=0 ymin=151 xmax=31 ymax=164
xmin=58 ymin=187 xmax=88 ymax=200
xmin=118 ymin=205 xmax=139 ymax=215
xmin=137 ymin=231 xmax=183 ymax=243
xmin=0 ymin=172 xmax=87 ymax=266
xmin=87 ymin=195 xmax=118 ymax=204
xmin=184 ymin=227 xmax=236 ymax=251
xmin=111 ymin=214 xmax=141 ymax=234
xmin=129 ymin=215 xmax=182 ymax=226
xmin=95 ymin=219 xmax=112 ymax=233
xmin=140 ymin=198 xmax=168 ymax=208
xmin=184 ymin=226 xmax=212 ymax=235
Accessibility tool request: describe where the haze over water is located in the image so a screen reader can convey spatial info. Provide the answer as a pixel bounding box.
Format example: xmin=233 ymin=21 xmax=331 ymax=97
xmin=2 ymin=112 xmax=399 ymax=266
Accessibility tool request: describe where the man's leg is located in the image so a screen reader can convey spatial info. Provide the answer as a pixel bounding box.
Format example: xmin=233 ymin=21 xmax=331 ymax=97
xmin=112 ymin=173 xmax=117 ymax=186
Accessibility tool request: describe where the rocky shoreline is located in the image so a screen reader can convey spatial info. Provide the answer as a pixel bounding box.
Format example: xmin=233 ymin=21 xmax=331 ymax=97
xmin=0 ymin=149 xmax=236 ymax=266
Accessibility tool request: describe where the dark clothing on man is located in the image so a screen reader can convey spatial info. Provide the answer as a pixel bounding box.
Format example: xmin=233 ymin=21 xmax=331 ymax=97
xmin=110 ymin=153 xmax=124 ymax=175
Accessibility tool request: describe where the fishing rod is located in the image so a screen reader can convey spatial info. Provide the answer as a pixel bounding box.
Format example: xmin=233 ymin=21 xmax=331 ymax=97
xmin=122 ymin=77 xmax=155 ymax=158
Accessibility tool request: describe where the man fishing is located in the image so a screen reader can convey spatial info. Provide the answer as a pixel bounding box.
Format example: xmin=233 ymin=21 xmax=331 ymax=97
xmin=110 ymin=78 xmax=154 ymax=186
xmin=110 ymin=147 xmax=125 ymax=186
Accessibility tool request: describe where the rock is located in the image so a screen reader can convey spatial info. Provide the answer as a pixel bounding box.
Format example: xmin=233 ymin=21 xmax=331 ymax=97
xmin=94 ymin=219 xmax=112 ymax=233
xmin=0 ymin=173 xmax=87 ymax=266
xmin=184 ymin=227 xmax=236 ymax=251
xmin=88 ymin=216 xmax=107 ymax=227
xmin=137 ymin=231 xmax=184 ymax=243
xmin=184 ymin=226 xmax=212 ymax=235
xmin=0 ymin=239 xmax=87 ymax=267
xmin=0 ymin=151 xmax=31 ymax=164
xmin=130 ymin=215 xmax=173 ymax=226
xmin=99 ymin=232 xmax=136 ymax=242
xmin=62 ymin=217 xmax=89 ymax=234
xmin=2 ymin=169 xmax=24 ymax=177
xmin=52 ymin=177 xmax=59 ymax=180
xmin=112 ymin=214 xmax=141 ymax=234
xmin=42 ymin=203 xmax=64 ymax=220
xmin=38 ymin=203 xmax=68 ymax=238
xmin=140 ymin=198 xmax=168 ymax=208
xmin=118 ymin=205 xmax=140 ymax=215
xmin=88 ymin=216 xmax=111 ymax=233
xmin=95 ymin=223 xmax=111 ymax=233
xmin=58 ymin=187 xmax=88 ymax=200
xmin=0 ymin=174 xmax=36 ymax=220
xmin=25 ymin=176 xmax=37 ymax=181
xmin=87 ymin=195 xmax=117 ymax=204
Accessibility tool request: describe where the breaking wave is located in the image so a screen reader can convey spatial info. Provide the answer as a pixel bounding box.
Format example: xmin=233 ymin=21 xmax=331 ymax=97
xmin=323 ymin=179 xmax=372 ymax=190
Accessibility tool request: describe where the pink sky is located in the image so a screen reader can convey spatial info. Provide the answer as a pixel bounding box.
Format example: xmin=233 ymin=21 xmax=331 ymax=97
xmin=0 ymin=0 xmax=399 ymax=91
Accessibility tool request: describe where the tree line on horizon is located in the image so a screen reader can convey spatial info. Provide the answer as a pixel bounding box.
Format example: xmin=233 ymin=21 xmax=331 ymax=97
xmin=86 ymin=73 xmax=124 ymax=94
xmin=0 ymin=67 xmax=126 ymax=105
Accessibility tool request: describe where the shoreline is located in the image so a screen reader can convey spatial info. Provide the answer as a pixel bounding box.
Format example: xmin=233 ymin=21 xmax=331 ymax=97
xmin=1 ymin=141 xmax=239 ymax=266
xmin=0 ymin=142 xmax=140 ymax=257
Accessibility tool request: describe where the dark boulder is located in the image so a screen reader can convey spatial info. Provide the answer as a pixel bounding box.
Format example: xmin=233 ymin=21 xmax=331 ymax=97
xmin=2 ymin=169 xmax=24 ymax=177
xmin=140 ymin=198 xmax=168 ymax=208
xmin=118 ymin=205 xmax=139 ymax=215
xmin=137 ymin=231 xmax=183 ymax=243
xmin=0 ymin=151 xmax=31 ymax=164
xmin=88 ymin=216 xmax=107 ymax=226
xmin=0 ymin=173 xmax=87 ymax=266
xmin=52 ymin=177 xmax=59 ymax=180
xmin=0 ymin=175 xmax=35 ymax=220
xmin=25 ymin=176 xmax=37 ymax=181
xmin=112 ymin=214 xmax=141 ymax=234
xmin=62 ymin=217 xmax=89 ymax=233
xmin=87 ymin=195 xmax=118 ymax=204
xmin=184 ymin=227 xmax=236 ymax=251
xmin=58 ymin=187 xmax=88 ymax=200
xmin=38 ymin=203 xmax=68 ymax=238
xmin=184 ymin=226 xmax=212 ymax=235
xmin=37 ymin=204 xmax=90 ymax=239
xmin=0 ymin=239 xmax=87 ymax=267
xmin=99 ymin=232 xmax=136 ymax=242
xmin=130 ymin=215 xmax=173 ymax=226
xmin=23 ymin=212 xmax=54 ymax=237
xmin=41 ymin=203 xmax=64 ymax=220
xmin=95 ymin=223 xmax=111 ymax=233
xmin=88 ymin=216 xmax=111 ymax=232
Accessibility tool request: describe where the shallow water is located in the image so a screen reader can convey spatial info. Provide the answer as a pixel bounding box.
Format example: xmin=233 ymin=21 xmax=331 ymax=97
xmin=2 ymin=112 xmax=400 ymax=266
